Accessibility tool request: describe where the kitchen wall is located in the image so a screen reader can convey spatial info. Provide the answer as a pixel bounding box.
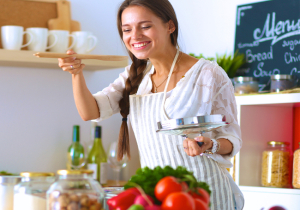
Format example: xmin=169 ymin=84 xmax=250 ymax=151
xmin=0 ymin=0 xmax=266 ymax=180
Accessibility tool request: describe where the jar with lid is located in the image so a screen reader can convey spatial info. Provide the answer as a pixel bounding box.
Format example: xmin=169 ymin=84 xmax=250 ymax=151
xmin=0 ymin=176 xmax=21 ymax=210
xmin=261 ymin=141 xmax=291 ymax=188
xmin=270 ymin=74 xmax=297 ymax=92
xmin=13 ymin=172 xmax=55 ymax=210
xmin=233 ymin=76 xmax=259 ymax=94
xmin=293 ymin=143 xmax=300 ymax=188
xmin=47 ymin=169 xmax=104 ymax=210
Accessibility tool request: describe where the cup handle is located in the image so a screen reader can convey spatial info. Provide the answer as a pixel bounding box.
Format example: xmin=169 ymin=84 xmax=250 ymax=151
xmin=68 ymin=34 xmax=76 ymax=50
xmin=86 ymin=35 xmax=98 ymax=53
xmin=21 ymin=31 xmax=34 ymax=48
xmin=46 ymin=33 xmax=58 ymax=49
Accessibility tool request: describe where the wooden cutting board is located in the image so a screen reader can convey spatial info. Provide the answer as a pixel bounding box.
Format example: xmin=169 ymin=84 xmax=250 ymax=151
xmin=48 ymin=0 xmax=80 ymax=32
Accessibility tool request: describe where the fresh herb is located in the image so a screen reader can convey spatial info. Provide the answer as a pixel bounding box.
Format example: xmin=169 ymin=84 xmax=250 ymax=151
xmin=189 ymin=50 xmax=247 ymax=78
xmin=0 ymin=171 xmax=14 ymax=175
xmin=124 ymin=166 xmax=211 ymax=204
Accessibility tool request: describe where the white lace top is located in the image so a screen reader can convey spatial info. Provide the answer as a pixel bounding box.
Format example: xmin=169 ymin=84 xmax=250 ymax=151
xmin=93 ymin=58 xmax=242 ymax=168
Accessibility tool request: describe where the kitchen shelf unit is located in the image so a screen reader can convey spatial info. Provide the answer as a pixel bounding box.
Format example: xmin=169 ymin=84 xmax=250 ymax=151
xmin=0 ymin=49 xmax=128 ymax=71
xmin=235 ymin=93 xmax=300 ymax=210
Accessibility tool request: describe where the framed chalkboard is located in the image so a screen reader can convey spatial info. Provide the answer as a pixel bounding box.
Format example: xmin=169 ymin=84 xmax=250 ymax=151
xmin=234 ymin=0 xmax=300 ymax=91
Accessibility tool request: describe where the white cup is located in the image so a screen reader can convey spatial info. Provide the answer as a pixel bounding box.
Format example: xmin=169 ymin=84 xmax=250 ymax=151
xmin=48 ymin=30 xmax=76 ymax=53
xmin=1 ymin=25 xmax=33 ymax=50
xmin=72 ymin=31 xmax=98 ymax=54
xmin=26 ymin=27 xmax=58 ymax=52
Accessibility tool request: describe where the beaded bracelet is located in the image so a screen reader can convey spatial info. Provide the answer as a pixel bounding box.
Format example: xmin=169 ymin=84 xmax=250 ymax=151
xmin=204 ymin=139 xmax=218 ymax=155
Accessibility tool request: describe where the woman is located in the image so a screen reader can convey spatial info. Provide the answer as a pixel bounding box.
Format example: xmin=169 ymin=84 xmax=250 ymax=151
xmin=58 ymin=0 xmax=244 ymax=209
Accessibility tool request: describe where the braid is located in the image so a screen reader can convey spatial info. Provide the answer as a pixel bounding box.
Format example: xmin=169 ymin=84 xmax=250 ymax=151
xmin=117 ymin=53 xmax=147 ymax=161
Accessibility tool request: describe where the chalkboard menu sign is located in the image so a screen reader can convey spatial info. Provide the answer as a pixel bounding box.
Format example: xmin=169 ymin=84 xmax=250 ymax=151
xmin=234 ymin=0 xmax=300 ymax=91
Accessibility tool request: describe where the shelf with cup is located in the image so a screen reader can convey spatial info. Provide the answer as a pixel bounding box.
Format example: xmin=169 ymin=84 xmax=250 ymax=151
xmin=0 ymin=49 xmax=128 ymax=71
xmin=234 ymin=92 xmax=300 ymax=209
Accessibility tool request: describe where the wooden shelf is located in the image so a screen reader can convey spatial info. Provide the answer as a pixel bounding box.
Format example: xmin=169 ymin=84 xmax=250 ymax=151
xmin=0 ymin=49 xmax=128 ymax=71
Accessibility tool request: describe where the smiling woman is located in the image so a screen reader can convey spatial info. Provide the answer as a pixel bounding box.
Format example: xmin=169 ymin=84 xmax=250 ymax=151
xmin=57 ymin=0 xmax=244 ymax=209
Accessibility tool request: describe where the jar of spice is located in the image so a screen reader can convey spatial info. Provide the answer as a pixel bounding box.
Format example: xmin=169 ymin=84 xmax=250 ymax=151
xmin=47 ymin=169 xmax=104 ymax=210
xmin=261 ymin=141 xmax=291 ymax=188
xmin=233 ymin=76 xmax=259 ymax=94
xmin=293 ymin=143 xmax=300 ymax=188
xmin=0 ymin=176 xmax=21 ymax=210
xmin=13 ymin=172 xmax=55 ymax=210
xmin=270 ymin=74 xmax=297 ymax=92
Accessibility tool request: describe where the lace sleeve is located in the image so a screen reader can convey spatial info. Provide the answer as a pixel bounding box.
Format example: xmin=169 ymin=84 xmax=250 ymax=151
xmin=210 ymin=66 xmax=242 ymax=159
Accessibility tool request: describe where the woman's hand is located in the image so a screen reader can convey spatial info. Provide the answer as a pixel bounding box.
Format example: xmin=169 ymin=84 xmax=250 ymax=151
xmin=183 ymin=136 xmax=213 ymax=157
xmin=58 ymin=50 xmax=85 ymax=74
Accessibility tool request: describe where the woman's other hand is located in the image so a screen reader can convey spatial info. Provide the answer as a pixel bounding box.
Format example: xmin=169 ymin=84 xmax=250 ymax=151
xmin=183 ymin=136 xmax=213 ymax=157
xmin=58 ymin=50 xmax=85 ymax=75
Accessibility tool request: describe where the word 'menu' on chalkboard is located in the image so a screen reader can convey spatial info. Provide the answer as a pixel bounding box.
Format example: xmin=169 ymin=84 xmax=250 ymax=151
xmin=234 ymin=0 xmax=300 ymax=91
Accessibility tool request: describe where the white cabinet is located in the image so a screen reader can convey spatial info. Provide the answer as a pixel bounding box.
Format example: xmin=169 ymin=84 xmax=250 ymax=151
xmin=235 ymin=93 xmax=300 ymax=210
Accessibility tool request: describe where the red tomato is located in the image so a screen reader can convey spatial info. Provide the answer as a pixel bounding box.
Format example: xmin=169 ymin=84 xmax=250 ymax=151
xmin=194 ymin=198 xmax=209 ymax=210
xmin=189 ymin=188 xmax=210 ymax=205
xmin=107 ymin=187 xmax=141 ymax=210
xmin=154 ymin=176 xmax=184 ymax=201
xmin=161 ymin=192 xmax=195 ymax=210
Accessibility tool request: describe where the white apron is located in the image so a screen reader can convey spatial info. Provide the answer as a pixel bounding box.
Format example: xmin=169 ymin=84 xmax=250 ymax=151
xmin=128 ymin=49 xmax=243 ymax=209
xmin=129 ymin=92 xmax=236 ymax=210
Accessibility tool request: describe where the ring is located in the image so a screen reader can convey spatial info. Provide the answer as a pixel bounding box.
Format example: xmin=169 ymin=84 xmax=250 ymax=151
xmin=70 ymin=65 xmax=74 ymax=70
xmin=184 ymin=147 xmax=188 ymax=149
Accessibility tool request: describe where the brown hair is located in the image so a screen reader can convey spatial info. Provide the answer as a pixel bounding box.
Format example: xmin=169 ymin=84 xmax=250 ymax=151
xmin=116 ymin=0 xmax=179 ymax=160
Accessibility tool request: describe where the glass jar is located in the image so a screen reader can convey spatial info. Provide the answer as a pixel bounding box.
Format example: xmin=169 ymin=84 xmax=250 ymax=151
xmin=270 ymin=74 xmax=297 ymax=92
xmin=47 ymin=169 xmax=104 ymax=210
xmin=293 ymin=143 xmax=300 ymax=188
xmin=233 ymin=77 xmax=259 ymax=94
xmin=14 ymin=172 xmax=55 ymax=210
xmin=0 ymin=176 xmax=21 ymax=210
xmin=261 ymin=141 xmax=291 ymax=188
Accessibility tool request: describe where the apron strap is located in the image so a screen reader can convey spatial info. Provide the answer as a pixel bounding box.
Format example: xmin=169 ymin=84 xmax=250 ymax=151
xmin=161 ymin=49 xmax=180 ymax=120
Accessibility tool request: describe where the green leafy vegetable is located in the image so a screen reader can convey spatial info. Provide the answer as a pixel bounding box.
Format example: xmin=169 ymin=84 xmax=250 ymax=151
xmin=124 ymin=166 xmax=211 ymax=205
xmin=189 ymin=50 xmax=247 ymax=78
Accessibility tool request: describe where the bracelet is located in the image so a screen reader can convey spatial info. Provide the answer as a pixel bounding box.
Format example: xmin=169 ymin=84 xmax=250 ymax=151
xmin=216 ymin=139 xmax=221 ymax=153
xmin=204 ymin=139 xmax=218 ymax=154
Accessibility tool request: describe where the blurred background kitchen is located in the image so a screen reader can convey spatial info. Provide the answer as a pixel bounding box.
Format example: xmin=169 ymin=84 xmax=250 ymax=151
xmin=1 ymin=0 xmax=265 ymax=181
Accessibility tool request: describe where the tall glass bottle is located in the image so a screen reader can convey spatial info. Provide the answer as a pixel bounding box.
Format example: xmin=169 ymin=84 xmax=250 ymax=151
xmin=87 ymin=126 xmax=108 ymax=184
xmin=67 ymin=125 xmax=85 ymax=170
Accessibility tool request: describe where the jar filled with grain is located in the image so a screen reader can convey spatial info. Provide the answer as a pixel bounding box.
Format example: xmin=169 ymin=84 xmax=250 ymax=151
xmin=293 ymin=143 xmax=300 ymax=188
xmin=46 ymin=169 xmax=104 ymax=210
xmin=261 ymin=141 xmax=291 ymax=188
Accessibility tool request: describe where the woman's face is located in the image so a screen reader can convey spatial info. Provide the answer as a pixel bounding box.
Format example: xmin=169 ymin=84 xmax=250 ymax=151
xmin=121 ymin=5 xmax=174 ymax=60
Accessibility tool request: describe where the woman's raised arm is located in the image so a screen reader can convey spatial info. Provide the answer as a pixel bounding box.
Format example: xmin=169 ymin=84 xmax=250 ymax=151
xmin=58 ymin=50 xmax=100 ymax=121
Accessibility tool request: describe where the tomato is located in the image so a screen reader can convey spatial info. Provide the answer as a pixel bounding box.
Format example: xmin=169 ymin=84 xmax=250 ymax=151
xmin=107 ymin=187 xmax=141 ymax=210
xmin=161 ymin=192 xmax=195 ymax=210
xmin=194 ymin=198 xmax=209 ymax=210
xmin=154 ymin=176 xmax=183 ymax=201
xmin=189 ymin=188 xmax=210 ymax=205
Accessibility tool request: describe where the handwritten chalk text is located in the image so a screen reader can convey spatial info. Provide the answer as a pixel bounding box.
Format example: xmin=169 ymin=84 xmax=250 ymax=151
xmin=253 ymin=62 xmax=280 ymax=78
xmin=285 ymin=52 xmax=300 ymax=64
xmin=246 ymin=47 xmax=273 ymax=63
xmin=282 ymin=39 xmax=300 ymax=51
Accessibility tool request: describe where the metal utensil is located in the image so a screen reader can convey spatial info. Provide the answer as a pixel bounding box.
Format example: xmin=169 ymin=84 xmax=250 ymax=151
xmin=156 ymin=114 xmax=229 ymax=147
